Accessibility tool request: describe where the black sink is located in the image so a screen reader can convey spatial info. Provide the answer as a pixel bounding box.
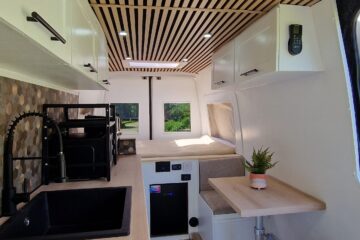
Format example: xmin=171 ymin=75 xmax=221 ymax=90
xmin=0 ymin=187 xmax=131 ymax=239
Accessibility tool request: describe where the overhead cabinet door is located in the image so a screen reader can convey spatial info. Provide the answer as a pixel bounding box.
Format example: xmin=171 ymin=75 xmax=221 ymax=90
xmin=236 ymin=8 xmax=277 ymax=82
xmin=71 ymin=0 xmax=98 ymax=81
xmin=0 ymin=0 xmax=71 ymax=63
xmin=211 ymin=40 xmax=235 ymax=90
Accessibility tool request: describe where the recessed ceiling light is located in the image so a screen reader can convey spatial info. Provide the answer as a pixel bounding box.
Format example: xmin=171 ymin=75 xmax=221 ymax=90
xmin=128 ymin=61 xmax=180 ymax=68
xmin=203 ymin=33 xmax=212 ymax=38
xmin=182 ymin=58 xmax=188 ymax=62
xmin=119 ymin=31 xmax=127 ymax=36
xmin=125 ymin=57 xmax=132 ymax=60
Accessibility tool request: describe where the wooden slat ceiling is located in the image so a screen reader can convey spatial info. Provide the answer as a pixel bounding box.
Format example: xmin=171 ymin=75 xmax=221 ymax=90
xmin=89 ymin=0 xmax=321 ymax=73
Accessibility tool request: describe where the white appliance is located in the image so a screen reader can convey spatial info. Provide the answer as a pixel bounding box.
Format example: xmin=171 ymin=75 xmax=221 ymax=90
xmin=142 ymin=160 xmax=199 ymax=240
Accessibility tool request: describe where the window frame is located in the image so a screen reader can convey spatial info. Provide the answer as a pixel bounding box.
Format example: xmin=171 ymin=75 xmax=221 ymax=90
xmin=336 ymin=0 xmax=360 ymax=182
xmin=163 ymin=102 xmax=192 ymax=133
xmin=112 ymin=102 xmax=140 ymax=135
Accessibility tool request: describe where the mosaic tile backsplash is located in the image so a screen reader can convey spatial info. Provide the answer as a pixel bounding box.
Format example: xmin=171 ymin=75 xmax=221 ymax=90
xmin=0 ymin=77 xmax=79 ymax=216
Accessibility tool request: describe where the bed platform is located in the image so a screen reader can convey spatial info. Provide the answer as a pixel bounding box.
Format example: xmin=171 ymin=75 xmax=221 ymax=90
xmin=137 ymin=135 xmax=238 ymax=161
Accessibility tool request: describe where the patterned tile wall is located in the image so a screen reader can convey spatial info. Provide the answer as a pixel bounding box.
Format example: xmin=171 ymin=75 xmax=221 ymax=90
xmin=0 ymin=77 xmax=79 ymax=216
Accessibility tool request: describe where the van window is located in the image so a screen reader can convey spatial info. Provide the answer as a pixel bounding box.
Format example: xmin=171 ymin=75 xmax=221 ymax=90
xmin=113 ymin=103 xmax=139 ymax=134
xmin=207 ymin=103 xmax=235 ymax=144
xmin=164 ymin=103 xmax=191 ymax=132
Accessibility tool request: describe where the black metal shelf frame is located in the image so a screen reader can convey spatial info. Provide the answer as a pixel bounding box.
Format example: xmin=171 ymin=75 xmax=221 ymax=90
xmin=42 ymin=104 xmax=117 ymax=183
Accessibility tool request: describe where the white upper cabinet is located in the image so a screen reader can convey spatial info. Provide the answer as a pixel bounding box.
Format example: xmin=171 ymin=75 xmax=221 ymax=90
xmin=211 ymin=40 xmax=235 ymax=90
xmin=236 ymin=8 xmax=277 ymax=82
xmin=0 ymin=0 xmax=71 ymax=63
xmin=0 ymin=0 xmax=108 ymax=90
xmin=211 ymin=4 xmax=323 ymax=90
xmin=236 ymin=4 xmax=323 ymax=89
xmin=87 ymin=7 xmax=109 ymax=83
xmin=96 ymin=27 xmax=110 ymax=83
xmin=71 ymin=0 xmax=98 ymax=81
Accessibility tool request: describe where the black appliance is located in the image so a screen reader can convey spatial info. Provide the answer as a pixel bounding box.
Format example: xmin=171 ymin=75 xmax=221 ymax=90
xmin=150 ymin=183 xmax=188 ymax=237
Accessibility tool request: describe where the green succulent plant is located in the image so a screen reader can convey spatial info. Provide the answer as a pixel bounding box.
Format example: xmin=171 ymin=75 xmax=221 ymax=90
xmin=244 ymin=147 xmax=278 ymax=174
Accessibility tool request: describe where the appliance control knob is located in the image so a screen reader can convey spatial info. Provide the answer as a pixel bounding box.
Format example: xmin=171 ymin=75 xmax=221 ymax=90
xmin=189 ymin=217 xmax=199 ymax=227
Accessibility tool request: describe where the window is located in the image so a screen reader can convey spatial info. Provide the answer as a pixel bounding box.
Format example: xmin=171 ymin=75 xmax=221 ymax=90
xmin=164 ymin=103 xmax=191 ymax=132
xmin=207 ymin=103 xmax=236 ymax=144
xmin=113 ymin=103 xmax=139 ymax=134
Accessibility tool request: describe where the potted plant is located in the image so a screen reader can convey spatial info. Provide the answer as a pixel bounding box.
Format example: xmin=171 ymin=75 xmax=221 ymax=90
xmin=244 ymin=147 xmax=278 ymax=189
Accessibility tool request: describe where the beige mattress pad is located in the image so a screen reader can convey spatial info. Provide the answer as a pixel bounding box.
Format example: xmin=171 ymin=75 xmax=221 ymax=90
xmin=136 ymin=135 xmax=235 ymax=158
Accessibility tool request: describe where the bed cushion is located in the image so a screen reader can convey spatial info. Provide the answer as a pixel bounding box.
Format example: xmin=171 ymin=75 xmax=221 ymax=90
xmin=199 ymin=156 xmax=245 ymax=191
xmin=200 ymin=190 xmax=235 ymax=215
xmin=136 ymin=135 xmax=235 ymax=158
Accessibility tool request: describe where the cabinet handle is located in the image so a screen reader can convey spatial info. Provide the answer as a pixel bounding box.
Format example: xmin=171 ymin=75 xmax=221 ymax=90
xmin=84 ymin=63 xmax=98 ymax=73
xmin=240 ymin=68 xmax=259 ymax=76
xmin=215 ymin=80 xmax=225 ymax=85
xmin=27 ymin=11 xmax=66 ymax=44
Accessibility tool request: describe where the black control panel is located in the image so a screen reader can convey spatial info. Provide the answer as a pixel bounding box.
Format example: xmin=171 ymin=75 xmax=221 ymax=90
xmin=171 ymin=164 xmax=182 ymax=171
xmin=288 ymin=24 xmax=303 ymax=55
xmin=181 ymin=174 xmax=191 ymax=181
xmin=155 ymin=162 xmax=170 ymax=172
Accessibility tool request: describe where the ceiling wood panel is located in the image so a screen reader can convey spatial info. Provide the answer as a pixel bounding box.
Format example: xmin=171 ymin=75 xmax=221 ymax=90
xmin=89 ymin=0 xmax=321 ymax=73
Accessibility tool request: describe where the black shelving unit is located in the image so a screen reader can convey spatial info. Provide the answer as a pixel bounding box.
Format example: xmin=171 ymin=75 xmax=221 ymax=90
xmin=42 ymin=104 xmax=117 ymax=183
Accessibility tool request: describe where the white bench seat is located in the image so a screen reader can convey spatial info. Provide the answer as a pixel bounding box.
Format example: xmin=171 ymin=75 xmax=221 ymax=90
xmin=198 ymin=156 xmax=253 ymax=240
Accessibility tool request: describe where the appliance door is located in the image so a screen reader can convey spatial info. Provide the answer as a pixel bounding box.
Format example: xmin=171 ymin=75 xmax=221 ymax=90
xmin=150 ymin=183 xmax=188 ymax=237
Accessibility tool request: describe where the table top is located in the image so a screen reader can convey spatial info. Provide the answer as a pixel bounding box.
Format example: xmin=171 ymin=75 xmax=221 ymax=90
xmin=208 ymin=176 xmax=326 ymax=217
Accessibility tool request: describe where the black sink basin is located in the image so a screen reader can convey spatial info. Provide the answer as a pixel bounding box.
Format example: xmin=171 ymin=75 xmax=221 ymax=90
xmin=0 ymin=187 xmax=131 ymax=239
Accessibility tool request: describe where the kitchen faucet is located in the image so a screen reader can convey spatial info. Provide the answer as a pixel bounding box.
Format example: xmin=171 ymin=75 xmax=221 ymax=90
xmin=2 ymin=112 xmax=66 ymax=216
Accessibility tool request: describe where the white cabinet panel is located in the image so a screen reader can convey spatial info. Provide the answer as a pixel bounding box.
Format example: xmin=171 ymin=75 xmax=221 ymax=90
xmin=211 ymin=40 xmax=235 ymax=90
xmin=71 ymin=0 xmax=97 ymax=81
xmin=236 ymin=8 xmax=277 ymax=82
xmin=0 ymin=0 xmax=71 ymax=63
xmin=0 ymin=0 xmax=108 ymax=90
xmin=97 ymin=30 xmax=109 ymax=82
xmin=235 ymin=5 xmax=323 ymax=90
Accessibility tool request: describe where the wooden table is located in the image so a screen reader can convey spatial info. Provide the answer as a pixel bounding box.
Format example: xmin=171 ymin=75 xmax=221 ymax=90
xmin=209 ymin=176 xmax=326 ymax=240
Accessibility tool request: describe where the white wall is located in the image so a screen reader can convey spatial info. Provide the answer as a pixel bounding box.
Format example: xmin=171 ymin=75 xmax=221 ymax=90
xmin=78 ymin=90 xmax=106 ymax=104
xmin=195 ymin=66 xmax=213 ymax=135
xmin=152 ymin=75 xmax=202 ymax=139
xmin=107 ymin=75 xmax=150 ymax=140
xmin=236 ymin=0 xmax=360 ymax=239
xmin=80 ymin=73 xmax=202 ymax=140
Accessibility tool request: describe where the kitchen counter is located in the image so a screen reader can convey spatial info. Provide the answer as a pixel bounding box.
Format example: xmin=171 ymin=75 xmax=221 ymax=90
xmin=0 ymin=155 xmax=150 ymax=240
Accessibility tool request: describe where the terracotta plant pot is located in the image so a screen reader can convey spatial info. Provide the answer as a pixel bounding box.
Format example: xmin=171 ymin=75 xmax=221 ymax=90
xmin=250 ymin=173 xmax=267 ymax=189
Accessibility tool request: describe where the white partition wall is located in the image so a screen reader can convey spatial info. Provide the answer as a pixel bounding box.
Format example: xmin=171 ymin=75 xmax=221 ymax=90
xmin=78 ymin=72 xmax=202 ymax=140
xmin=236 ymin=0 xmax=360 ymax=239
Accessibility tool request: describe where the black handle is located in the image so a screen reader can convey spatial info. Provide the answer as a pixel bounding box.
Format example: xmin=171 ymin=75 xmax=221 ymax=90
xmin=240 ymin=68 xmax=259 ymax=76
xmin=27 ymin=11 xmax=66 ymax=44
xmin=84 ymin=63 xmax=98 ymax=73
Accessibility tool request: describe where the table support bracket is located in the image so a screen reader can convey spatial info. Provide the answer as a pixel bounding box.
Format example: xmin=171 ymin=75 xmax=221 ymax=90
xmin=254 ymin=216 xmax=280 ymax=240
xmin=255 ymin=216 xmax=266 ymax=240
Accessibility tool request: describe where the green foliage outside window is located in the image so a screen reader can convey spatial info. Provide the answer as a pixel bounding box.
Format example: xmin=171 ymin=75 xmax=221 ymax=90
xmin=114 ymin=103 xmax=139 ymax=134
xmin=164 ymin=103 xmax=191 ymax=132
